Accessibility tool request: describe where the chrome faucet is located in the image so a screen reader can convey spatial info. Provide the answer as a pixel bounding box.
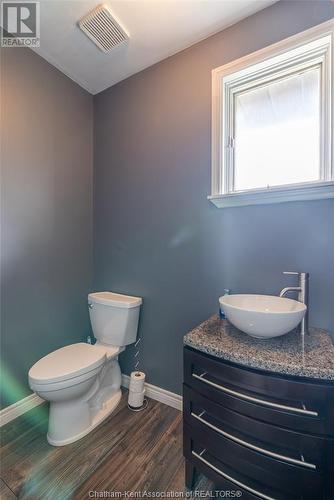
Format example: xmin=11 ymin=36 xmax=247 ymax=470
xmin=279 ymin=272 xmax=309 ymax=335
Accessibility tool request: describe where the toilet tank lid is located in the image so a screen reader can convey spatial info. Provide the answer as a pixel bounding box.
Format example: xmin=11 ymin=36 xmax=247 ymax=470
xmin=88 ymin=291 xmax=142 ymax=308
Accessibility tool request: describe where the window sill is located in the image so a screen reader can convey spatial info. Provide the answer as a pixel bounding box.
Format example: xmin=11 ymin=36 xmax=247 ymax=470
xmin=208 ymin=182 xmax=334 ymax=208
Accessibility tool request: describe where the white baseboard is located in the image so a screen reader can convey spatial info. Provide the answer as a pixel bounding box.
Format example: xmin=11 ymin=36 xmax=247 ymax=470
xmin=0 ymin=376 xmax=182 ymax=427
xmin=0 ymin=392 xmax=44 ymax=427
xmin=122 ymin=374 xmax=182 ymax=411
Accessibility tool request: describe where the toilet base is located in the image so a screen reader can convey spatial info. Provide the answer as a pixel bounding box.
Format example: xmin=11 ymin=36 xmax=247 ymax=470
xmin=47 ymin=389 xmax=122 ymax=446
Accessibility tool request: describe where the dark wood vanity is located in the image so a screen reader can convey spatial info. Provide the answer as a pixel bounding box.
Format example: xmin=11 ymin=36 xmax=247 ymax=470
xmin=183 ymin=345 xmax=334 ymax=499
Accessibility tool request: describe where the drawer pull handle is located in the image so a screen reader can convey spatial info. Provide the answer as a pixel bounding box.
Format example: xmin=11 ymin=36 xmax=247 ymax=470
xmin=191 ymin=411 xmax=316 ymax=470
xmin=192 ymin=372 xmax=318 ymax=417
xmin=192 ymin=450 xmax=276 ymax=500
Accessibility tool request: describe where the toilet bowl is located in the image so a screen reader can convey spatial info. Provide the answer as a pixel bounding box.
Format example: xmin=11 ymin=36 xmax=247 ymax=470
xmin=28 ymin=291 xmax=142 ymax=446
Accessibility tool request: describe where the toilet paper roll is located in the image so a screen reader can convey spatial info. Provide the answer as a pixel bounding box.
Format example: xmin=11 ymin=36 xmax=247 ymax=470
xmin=128 ymin=388 xmax=145 ymax=408
xmin=129 ymin=371 xmax=145 ymax=393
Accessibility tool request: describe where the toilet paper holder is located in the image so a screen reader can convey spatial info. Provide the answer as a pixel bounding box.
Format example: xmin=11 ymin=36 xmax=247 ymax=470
xmin=127 ymin=338 xmax=148 ymax=412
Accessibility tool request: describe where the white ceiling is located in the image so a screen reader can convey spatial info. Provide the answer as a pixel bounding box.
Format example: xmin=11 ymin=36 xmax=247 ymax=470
xmin=33 ymin=0 xmax=275 ymax=95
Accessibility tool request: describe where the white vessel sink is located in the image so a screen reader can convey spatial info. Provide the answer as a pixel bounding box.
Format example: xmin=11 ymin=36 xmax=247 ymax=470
xmin=219 ymin=294 xmax=307 ymax=339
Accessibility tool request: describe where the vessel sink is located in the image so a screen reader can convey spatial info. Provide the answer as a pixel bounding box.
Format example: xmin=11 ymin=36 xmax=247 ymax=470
xmin=219 ymin=294 xmax=306 ymax=339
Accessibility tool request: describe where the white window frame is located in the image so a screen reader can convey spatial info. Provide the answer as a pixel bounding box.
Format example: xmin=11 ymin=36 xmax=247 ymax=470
xmin=209 ymin=20 xmax=334 ymax=208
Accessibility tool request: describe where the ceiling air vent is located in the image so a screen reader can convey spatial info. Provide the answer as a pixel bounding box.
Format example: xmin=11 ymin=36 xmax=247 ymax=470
xmin=79 ymin=4 xmax=129 ymax=53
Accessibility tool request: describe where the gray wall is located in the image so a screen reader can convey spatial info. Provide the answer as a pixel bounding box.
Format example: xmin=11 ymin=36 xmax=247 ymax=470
xmin=0 ymin=47 xmax=93 ymax=408
xmin=94 ymin=0 xmax=334 ymax=395
xmin=1 ymin=1 xmax=333 ymax=409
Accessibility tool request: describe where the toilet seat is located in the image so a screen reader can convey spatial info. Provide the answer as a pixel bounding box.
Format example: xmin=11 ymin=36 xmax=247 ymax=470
xmin=29 ymin=364 xmax=103 ymax=393
xmin=29 ymin=342 xmax=111 ymax=386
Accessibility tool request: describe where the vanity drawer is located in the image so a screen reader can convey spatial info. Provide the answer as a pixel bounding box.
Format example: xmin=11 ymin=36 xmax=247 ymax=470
xmin=184 ymin=347 xmax=334 ymax=436
xmin=184 ymin=423 xmax=325 ymax=500
xmin=183 ymin=385 xmax=333 ymax=472
xmin=186 ymin=456 xmax=260 ymax=500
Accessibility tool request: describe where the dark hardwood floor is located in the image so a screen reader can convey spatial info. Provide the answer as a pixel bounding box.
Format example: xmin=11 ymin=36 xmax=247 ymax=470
xmin=0 ymin=393 xmax=213 ymax=499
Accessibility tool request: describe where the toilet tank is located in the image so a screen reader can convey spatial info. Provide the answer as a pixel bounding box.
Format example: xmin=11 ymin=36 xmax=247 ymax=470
xmin=88 ymin=292 xmax=142 ymax=346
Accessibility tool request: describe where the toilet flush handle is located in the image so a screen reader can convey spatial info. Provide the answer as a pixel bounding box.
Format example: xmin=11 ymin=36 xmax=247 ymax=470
xmin=88 ymin=303 xmax=93 ymax=309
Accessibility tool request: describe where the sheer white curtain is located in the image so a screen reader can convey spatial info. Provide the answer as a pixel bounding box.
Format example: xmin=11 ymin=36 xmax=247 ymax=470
xmin=234 ymin=67 xmax=320 ymax=191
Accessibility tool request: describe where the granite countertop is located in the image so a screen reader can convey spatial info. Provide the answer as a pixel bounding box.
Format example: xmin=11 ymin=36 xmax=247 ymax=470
xmin=184 ymin=315 xmax=334 ymax=381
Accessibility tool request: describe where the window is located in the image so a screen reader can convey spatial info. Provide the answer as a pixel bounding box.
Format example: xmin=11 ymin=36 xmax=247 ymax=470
xmin=209 ymin=21 xmax=334 ymax=208
xmin=234 ymin=68 xmax=320 ymax=191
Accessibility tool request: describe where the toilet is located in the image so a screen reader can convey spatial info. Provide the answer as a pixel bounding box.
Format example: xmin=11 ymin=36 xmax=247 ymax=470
xmin=28 ymin=291 xmax=142 ymax=446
